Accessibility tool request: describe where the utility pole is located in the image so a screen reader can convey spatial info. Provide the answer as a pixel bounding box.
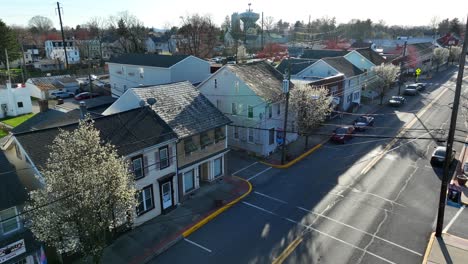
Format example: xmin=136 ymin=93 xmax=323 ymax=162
xmin=261 ymin=12 xmax=264 ymax=50
xmin=56 ymin=2 xmax=69 ymax=69
xmin=435 ymin=18 xmax=468 ymax=238
xmin=17 ymin=37 xmax=26 ymax=83
xmin=398 ymin=40 xmax=407 ymax=95
xmin=5 ymin=49 xmax=12 ymax=85
xmin=308 ymin=15 xmax=311 ymax=44
xmin=281 ymin=59 xmax=291 ymax=165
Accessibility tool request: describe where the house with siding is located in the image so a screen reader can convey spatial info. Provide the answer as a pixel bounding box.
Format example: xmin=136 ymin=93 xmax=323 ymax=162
xmin=0 ymin=151 xmax=45 ymax=264
xmin=0 ymin=83 xmax=33 ymax=119
xmin=107 ymin=54 xmax=210 ymax=97
xmin=197 ymin=61 xmax=297 ymax=157
xmin=26 ymin=75 xmax=79 ymax=100
xmin=4 ymin=107 xmax=179 ymax=226
xmin=103 ymin=81 xmax=231 ymax=201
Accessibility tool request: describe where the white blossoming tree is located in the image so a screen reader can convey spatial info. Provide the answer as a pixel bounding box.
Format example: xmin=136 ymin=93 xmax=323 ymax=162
xmin=433 ymin=47 xmax=449 ymax=71
xmin=372 ymin=63 xmax=399 ymax=105
xmin=449 ymin=46 xmax=462 ymax=65
xmin=26 ymin=118 xmax=137 ymax=263
xmin=290 ymin=84 xmax=334 ymax=149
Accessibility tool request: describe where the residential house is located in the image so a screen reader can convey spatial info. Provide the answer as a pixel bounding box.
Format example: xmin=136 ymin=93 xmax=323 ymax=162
xmin=44 ymin=40 xmax=80 ymax=64
xmin=107 ymin=54 xmax=211 ymax=97
xmin=26 ymin=75 xmax=79 ymax=100
xmin=293 ymin=57 xmax=365 ymax=111
xmin=75 ymin=39 xmax=101 ymax=59
xmin=391 ymin=42 xmax=434 ymax=74
xmin=0 ymin=151 xmax=45 ymax=264
xmin=22 ymin=45 xmax=40 ymax=64
xmin=0 ymin=83 xmax=33 ymax=119
xmin=103 ymin=81 xmax=231 ymax=201
xmin=197 ymin=61 xmax=297 ymax=157
xmin=33 ymin=59 xmax=62 ymax=71
xmin=276 ymin=58 xmax=317 ymax=79
xmin=145 ymin=36 xmax=176 ymax=54
xmin=301 ymin=49 xmax=348 ymax=60
xmin=6 ymin=107 xmax=179 ymax=226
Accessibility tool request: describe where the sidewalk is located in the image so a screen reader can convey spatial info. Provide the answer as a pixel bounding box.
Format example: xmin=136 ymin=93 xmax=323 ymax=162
xmin=423 ymin=233 xmax=468 ymax=264
xmin=100 ymin=176 xmax=251 ymax=264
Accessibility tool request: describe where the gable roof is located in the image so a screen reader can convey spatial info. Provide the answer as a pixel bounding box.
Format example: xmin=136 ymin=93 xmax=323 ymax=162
xmin=276 ymin=58 xmax=318 ymax=75
xmin=301 ymin=49 xmax=348 ymax=60
xmin=108 ymin=53 xmax=190 ymax=68
xmin=322 ymin=57 xmax=364 ymax=77
xmin=0 ymin=151 xmax=28 ymax=210
xmin=15 ymin=107 xmax=177 ymax=169
xmin=355 ymin=48 xmax=386 ymax=65
xmin=28 ymin=75 xmax=77 ymax=91
xmin=132 ymin=81 xmax=231 ymax=138
xmin=225 ymin=61 xmax=285 ymax=102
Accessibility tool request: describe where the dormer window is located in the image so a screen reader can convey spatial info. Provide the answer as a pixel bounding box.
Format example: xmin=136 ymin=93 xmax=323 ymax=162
xmin=0 ymin=207 xmax=20 ymax=234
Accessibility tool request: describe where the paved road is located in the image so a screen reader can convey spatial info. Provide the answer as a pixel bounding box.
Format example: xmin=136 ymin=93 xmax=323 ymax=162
xmin=151 ymin=65 xmax=467 ymax=264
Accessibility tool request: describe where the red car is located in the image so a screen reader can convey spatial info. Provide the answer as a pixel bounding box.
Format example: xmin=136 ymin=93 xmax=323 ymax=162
xmin=331 ymin=126 xmax=355 ymax=144
xmin=74 ymin=92 xmax=100 ymax=100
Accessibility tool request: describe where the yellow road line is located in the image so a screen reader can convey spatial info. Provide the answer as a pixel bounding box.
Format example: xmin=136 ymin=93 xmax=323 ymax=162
xmin=361 ymin=86 xmax=450 ymax=175
xmin=272 ymin=237 xmax=303 ymax=264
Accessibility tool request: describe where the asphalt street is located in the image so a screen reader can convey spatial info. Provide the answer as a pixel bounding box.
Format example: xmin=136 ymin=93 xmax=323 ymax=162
xmin=151 ymin=63 xmax=468 ymax=264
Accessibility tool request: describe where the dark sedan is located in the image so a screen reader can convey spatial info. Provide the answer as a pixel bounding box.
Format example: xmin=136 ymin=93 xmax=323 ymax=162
xmin=388 ymin=96 xmax=406 ymax=106
xmin=74 ymin=92 xmax=100 ymax=100
xmin=353 ymin=115 xmax=375 ymax=131
xmin=331 ymin=126 xmax=355 ymax=144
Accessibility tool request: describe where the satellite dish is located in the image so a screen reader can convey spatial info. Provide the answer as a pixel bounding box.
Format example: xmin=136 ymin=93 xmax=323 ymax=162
xmin=146 ymin=98 xmax=157 ymax=106
xmin=139 ymin=100 xmax=145 ymax=107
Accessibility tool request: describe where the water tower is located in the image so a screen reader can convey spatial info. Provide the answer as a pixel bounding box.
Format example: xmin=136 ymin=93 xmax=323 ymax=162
xmin=239 ymin=3 xmax=259 ymax=33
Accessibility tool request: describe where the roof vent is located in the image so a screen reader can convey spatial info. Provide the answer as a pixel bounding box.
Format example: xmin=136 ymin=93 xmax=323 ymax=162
xmin=146 ymin=98 xmax=157 ymax=106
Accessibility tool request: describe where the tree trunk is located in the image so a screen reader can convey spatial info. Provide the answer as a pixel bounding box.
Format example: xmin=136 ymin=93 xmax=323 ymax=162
xmin=436 ymin=63 xmax=439 ymax=72
xmin=380 ymin=92 xmax=384 ymax=105
xmin=304 ymin=135 xmax=309 ymax=151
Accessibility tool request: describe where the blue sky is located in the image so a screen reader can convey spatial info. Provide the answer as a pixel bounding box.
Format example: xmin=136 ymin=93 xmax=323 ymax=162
xmin=1 ymin=0 xmax=467 ymax=29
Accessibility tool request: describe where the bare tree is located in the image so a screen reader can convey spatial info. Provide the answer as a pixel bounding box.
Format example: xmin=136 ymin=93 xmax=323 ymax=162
xmin=372 ymin=63 xmax=399 ymax=105
xmin=87 ymin=16 xmax=108 ymax=60
xmin=429 ymin=16 xmax=440 ymax=37
xmin=108 ymin=11 xmax=146 ymax=54
xmin=264 ymin=16 xmax=275 ymax=36
xmin=290 ymin=84 xmax=334 ymax=149
xmin=28 ymin=15 xmax=53 ymax=34
xmin=177 ymin=14 xmax=220 ymax=58
xmin=433 ymin=47 xmax=449 ymax=71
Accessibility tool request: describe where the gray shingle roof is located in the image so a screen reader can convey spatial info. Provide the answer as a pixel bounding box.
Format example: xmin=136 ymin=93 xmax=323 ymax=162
xmin=226 ymin=61 xmax=286 ymax=102
xmin=301 ymin=49 xmax=348 ymax=60
xmin=355 ymin=48 xmax=386 ymax=65
xmin=108 ymin=53 xmax=190 ymax=68
xmin=132 ymin=81 xmax=231 ymax=139
xmin=28 ymin=75 xmax=77 ymax=91
xmin=15 ymin=107 xmax=177 ymax=169
xmin=276 ymin=58 xmax=317 ymax=75
xmin=322 ymin=57 xmax=364 ymax=77
xmin=0 ymin=151 xmax=28 ymax=210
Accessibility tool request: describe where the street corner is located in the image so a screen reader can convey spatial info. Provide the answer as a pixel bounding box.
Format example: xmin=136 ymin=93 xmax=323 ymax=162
xmin=260 ymin=141 xmax=324 ymax=169
xmin=421 ymin=232 xmax=435 ymax=264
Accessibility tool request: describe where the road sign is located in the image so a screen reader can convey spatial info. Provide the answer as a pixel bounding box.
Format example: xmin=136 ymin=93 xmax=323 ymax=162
xmin=415 ymin=68 xmax=421 ymax=76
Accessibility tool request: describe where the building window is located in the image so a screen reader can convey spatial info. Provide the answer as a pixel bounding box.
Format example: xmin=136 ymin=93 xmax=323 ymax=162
xmin=231 ymin=103 xmax=237 ymax=115
xmin=0 ymin=207 xmax=20 ymax=234
xmin=268 ymin=105 xmax=272 ymax=118
xmin=248 ymin=127 xmax=254 ymax=143
xmin=216 ymin=99 xmax=220 ymax=109
xmin=354 ymin=92 xmax=360 ymax=101
xmin=15 ymin=144 xmax=22 ymax=160
xmin=234 ymin=126 xmax=239 ymax=139
xmin=348 ymin=79 xmax=351 ymax=86
xmin=200 ymin=131 xmax=213 ymax=149
xmin=215 ymin=127 xmax=225 ymax=142
xmin=347 ymin=94 xmax=352 ymax=103
xmin=159 ymin=146 xmax=169 ymax=169
xmin=123 ymin=85 xmax=127 ymax=92
xmin=12 ymin=258 xmax=26 ymax=264
xmin=269 ymin=128 xmax=275 ymax=145
xmin=139 ymin=68 xmax=144 ymax=78
xmin=17 ymin=102 xmax=23 ymax=108
xmin=214 ymin=158 xmax=222 ymax=177
xmin=277 ymin=104 xmax=281 ymax=116
xmin=132 ymin=155 xmax=144 ymax=179
xmin=235 ymin=81 xmax=239 ymax=93
xmin=183 ymin=170 xmax=195 ymax=192
xmin=184 ymin=137 xmax=198 ymax=155
xmin=248 ymin=105 xmax=253 ymax=118
xmin=137 ymin=185 xmax=154 ymax=215
xmin=214 ymin=79 xmax=217 ymax=88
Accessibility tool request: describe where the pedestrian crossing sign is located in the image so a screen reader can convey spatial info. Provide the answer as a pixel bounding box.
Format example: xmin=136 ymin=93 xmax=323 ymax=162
xmin=415 ymin=68 xmax=421 ymax=76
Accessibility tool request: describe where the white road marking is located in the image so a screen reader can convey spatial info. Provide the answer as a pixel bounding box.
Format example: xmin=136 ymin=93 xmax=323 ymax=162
xmin=254 ymin=191 xmax=288 ymax=204
xmin=247 ymin=167 xmax=272 ymax=181
xmin=184 ymin=238 xmax=212 ymax=253
xmin=443 ymin=205 xmax=466 ymax=233
xmin=242 ymin=201 xmax=396 ymax=264
xmin=232 ymin=162 xmax=258 ymax=175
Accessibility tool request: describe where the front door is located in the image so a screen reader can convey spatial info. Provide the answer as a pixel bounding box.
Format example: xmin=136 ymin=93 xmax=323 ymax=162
xmin=200 ymin=162 xmax=209 ymax=181
xmin=161 ymin=181 xmax=172 ymax=210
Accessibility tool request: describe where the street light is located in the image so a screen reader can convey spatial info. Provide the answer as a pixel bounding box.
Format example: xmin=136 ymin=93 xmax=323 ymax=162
xmin=280 ymin=62 xmax=290 ymax=165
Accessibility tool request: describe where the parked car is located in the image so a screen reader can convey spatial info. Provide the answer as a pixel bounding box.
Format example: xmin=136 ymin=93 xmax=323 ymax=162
xmin=353 ymin=115 xmax=375 ymax=131
xmin=331 ymin=126 xmax=355 ymax=144
xmin=430 ymin=146 xmax=456 ymax=166
xmin=388 ymin=96 xmax=406 ymax=106
xmin=415 ymin=83 xmax=427 ymax=90
xmin=403 ymin=86 xmax=418 ymax=95
xmin=74 ymin=92 xmax=100 ymax=100
xmin=50 ymin=91 xmax=74 ymax=99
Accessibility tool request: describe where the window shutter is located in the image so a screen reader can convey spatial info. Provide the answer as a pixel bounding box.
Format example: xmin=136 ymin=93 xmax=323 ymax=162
xmin=168 ymin=145 xmax=173 ymax=166
xmin=155 ymin=151 xmax=160 ymax=170
xmin=143 ymin=155 xmax=149 ymax=176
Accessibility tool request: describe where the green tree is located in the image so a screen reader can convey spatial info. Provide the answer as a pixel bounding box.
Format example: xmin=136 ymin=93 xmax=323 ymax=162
xmin=438 ymin=18 xmax=450 ymax=35
xmin=26 ymin=118 xmax=137 ymax=263
xmin=0 ymin=19 xmax=20 ymax=67
xmin=449 ymin=18 xmax=461 ymax=36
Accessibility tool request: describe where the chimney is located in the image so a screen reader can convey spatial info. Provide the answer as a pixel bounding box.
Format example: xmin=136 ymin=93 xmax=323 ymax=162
xmin=79 ymin=101 xmax=87 ymax=119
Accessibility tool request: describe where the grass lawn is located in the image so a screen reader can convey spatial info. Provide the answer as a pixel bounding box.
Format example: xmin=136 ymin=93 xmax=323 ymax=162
xmin=0 ymin=129 xmax=7 ymax=138
xmin=1 ymin=113 xmax=36 ymax=127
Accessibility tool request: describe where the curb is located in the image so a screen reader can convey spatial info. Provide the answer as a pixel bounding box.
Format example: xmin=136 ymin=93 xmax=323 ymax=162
xmin=421 ymin=232 xmax=435 ymax=264
xmin=182 ymin=176 xmax=253 ymax=237
xmin=260 ymin=142 xmax=325 ymax=169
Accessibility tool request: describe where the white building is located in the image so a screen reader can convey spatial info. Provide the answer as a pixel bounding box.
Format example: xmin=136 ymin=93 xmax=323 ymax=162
xmin=0 ymin=83 xmax=33 ymax=119
xmin=197 ymin=61 xmax=297 ymax=157
xmin=107 ymin=54 xmax=210 ymax=97
xmin=26 ymin=75 xmax=79 ymax=100
xmin=44 ymin=40 xmax=80 ymax=64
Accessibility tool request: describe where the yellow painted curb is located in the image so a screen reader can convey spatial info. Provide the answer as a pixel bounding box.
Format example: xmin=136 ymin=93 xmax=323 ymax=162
xmin=260 ymin=143 xmax=323 ymax=169
xmin=422 ymin=232 xmax=435 ymax=264
xmin=182 ymin=176 xmax=252 ymax=238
